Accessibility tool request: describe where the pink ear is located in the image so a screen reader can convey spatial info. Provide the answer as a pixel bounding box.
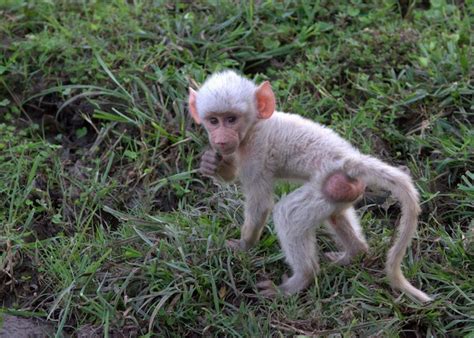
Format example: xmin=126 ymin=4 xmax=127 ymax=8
xmin=256 ymin=81 xmax=275 ymax=119
xmin=188 ymin=88 xmax=201 ymax=124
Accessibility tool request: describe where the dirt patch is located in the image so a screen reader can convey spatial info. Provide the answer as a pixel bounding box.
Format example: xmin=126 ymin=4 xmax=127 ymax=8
xmin=20 ymin=92 xmax=97 ymax=149
xmin=0 ymin=314 xmax=58 ymax=337
xmin=75 ymin=324 xmax=139 ymax=338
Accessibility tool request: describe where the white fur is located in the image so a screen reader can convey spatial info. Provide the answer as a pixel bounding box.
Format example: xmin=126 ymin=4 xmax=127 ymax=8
xmin=196 ymin=70 xmax=258 ymax=119
xmin=194 ymin=70 xmax=432 ymax=303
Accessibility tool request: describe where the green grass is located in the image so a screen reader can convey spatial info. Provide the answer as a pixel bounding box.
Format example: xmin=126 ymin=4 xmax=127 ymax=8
xmin=0 ymin=0 xmax=473 ymax=336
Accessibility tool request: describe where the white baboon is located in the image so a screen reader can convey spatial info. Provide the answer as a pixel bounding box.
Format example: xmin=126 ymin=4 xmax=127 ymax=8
xmin=189 ymin=70 xmax=432 ymax=303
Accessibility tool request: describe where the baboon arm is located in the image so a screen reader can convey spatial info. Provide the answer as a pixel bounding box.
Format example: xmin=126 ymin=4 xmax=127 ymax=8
xmin=216 ymin=156 xmax=238 ymax=182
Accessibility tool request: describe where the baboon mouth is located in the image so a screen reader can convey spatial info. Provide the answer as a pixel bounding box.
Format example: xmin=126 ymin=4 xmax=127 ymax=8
xmin=220 ymin=149 xmax=236 ymax=155
xmin=215 ymin=146 xmax=236 ymax=155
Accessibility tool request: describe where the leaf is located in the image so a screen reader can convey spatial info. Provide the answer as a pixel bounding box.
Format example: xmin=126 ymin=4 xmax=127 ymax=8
xmin=347 ymin=6 xmax=360 ymax=16
xmin=218 ymin=286 xmax=227 ymax=299
xmin=315 ymin=22 xmax=334 ymax=32
xmin=124 ymin=247 xmax=143 ymax=259
xmin=124 ymin=150 xmax=138 ymax=160
xmin=75 ymin=127 xmax=87 ymax=138
xmin=418 ymin=57 xmax=429 ymax=67
xmin=400 ymin=89 xmax=429 ymax=106
xmin=263 ymin=36 xmax=280 ymax=49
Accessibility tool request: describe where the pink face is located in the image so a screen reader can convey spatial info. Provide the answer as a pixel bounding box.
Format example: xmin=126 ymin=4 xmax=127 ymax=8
xmin=188 ymin=78 xmax=276 ymax=156
xmin=203 ymin=113 xmax=243 ymax=155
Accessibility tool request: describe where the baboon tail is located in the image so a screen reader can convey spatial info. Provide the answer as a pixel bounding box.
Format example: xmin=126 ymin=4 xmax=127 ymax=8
xmin=344 ymin=155 xmax=432 ymax=303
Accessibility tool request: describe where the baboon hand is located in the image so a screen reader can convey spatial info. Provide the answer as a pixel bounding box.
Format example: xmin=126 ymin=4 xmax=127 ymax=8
xmin=199 ymin=149 xmax=222 ymax=177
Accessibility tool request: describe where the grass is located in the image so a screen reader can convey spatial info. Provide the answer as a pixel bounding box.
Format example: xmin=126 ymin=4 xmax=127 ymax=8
xmin=0 ymin=0 xmax=473 ymax=336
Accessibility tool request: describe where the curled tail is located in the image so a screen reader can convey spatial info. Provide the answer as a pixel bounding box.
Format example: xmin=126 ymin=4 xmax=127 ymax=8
xmin=344 ymin=155 xmax=432 ymax=303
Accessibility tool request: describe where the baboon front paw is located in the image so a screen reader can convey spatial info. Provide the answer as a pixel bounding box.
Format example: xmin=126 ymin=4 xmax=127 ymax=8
xmin=256 ymin=274 xmax=290 ymax=297
xmin=325 ymin=251 xmax=353 ymax=266
xmin=225 ymin=238 xmax=247 ymax=251
xmin=256 ymin=280 xmax=279 ymax=297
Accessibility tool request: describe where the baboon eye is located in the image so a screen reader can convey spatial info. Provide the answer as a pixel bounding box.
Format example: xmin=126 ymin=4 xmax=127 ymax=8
xmin=209 ymin=117 xmax=219 ymax=125
xmin=227 ymin=116 xmax=237 ymax=124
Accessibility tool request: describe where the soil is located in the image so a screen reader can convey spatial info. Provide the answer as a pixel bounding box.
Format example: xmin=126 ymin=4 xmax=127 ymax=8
xmin=0 ymin=315 xmax=58 ymax=337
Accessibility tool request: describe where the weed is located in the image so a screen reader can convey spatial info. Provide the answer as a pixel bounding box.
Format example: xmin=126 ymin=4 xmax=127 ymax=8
xmin=0 ymin=0 xmax=472 ymax=336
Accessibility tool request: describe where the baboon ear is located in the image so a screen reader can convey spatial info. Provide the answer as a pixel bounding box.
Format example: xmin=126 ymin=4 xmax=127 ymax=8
xmin=188 ymin=88 xmax=201 ymax=124
xmin=256 ymin=81 xmax=276 ymax=119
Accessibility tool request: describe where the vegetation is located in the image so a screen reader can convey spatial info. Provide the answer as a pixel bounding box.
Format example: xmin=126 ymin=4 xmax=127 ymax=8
xmin=0 ymin=0 xmax=472 ymax=336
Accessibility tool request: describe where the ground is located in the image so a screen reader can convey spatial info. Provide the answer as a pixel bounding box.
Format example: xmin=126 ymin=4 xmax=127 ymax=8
xmin=0 ymin=1 xmax=473 ymax=336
